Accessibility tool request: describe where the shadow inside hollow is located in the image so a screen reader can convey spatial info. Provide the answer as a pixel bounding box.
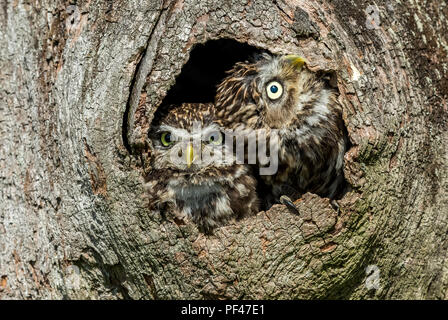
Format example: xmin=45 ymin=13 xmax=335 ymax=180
xmin=161 ymin=39 xmax=264 ymax=105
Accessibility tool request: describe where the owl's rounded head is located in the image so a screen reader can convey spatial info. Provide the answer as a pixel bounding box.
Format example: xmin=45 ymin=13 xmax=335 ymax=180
xmin=216 ymin=53 xmax=330 ymax=130
xmin=148 ymin=103 xmax=234 ymax=182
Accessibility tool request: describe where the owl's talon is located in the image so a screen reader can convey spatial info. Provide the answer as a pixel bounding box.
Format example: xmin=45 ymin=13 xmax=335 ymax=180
xmin=280 ymin=195 xmax=300 ymax=216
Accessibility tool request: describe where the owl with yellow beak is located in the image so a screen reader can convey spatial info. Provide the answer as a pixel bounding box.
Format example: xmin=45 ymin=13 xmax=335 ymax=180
xmin=145 ymin=102 xmax=259 ymax=233
xmin=215 ymin=53 xmax=348 ymax=208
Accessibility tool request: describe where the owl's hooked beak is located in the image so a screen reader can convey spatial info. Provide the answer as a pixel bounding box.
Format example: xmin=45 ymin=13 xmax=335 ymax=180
xmin=186 ymin=143 xmax=195 ymax=168
xmin=284 ymin=55 xmax=307 ymax=70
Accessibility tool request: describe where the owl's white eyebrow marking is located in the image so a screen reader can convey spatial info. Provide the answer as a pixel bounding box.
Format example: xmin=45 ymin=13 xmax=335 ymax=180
xmin=157 ymin=125 xmax=189 ymax=140
xmin=200 ymin=124 xmax=221 ymax=138
xmin=157 ymin=124 xmax=222 ymax=141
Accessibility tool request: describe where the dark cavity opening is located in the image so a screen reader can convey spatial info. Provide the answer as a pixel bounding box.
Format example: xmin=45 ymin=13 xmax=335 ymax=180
xmin=161 ymin=39 xmax=264 ymax=105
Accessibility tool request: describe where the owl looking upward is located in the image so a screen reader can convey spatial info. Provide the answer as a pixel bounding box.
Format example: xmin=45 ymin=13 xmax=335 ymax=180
xmin=145 ymin=103 xmax=259 ymax=233
xmin=215 ymin=54 xmax=347 ymax=207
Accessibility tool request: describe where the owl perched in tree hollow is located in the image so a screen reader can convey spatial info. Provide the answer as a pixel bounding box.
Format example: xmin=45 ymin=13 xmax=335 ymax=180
xmin=215 ymin=53 xmax=347 ymax=207
xmin=145 ymin=102 xmax=259 ymax=233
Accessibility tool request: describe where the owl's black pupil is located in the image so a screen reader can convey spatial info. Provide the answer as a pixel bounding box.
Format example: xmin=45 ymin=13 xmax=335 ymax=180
xmin=164 ymin=133 xmax=171 ymax=142
xmin=270 ymin=85 xmax=278 ymax=93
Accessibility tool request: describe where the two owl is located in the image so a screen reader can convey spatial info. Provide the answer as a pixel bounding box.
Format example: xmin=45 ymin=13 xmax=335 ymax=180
xmin=145 ymin=53 xmax=347 ymax=233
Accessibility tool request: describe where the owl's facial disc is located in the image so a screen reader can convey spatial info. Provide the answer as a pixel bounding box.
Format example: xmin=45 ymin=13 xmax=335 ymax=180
xmin=151 ymin=124 xmax=230 ymax=173
xmin=254 ymin=55 xmax=310 ymax=128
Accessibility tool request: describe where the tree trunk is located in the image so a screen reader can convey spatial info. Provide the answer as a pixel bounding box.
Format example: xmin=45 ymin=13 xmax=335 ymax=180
xmin=1 ymin=0 xmax=447 ymax=299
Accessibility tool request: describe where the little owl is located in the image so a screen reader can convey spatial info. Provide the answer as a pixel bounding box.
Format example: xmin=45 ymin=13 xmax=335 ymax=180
xmin=145 ymin=102 xmax=259 ymax=233
xmin=215 ymin=53 xmax=347 ymax=208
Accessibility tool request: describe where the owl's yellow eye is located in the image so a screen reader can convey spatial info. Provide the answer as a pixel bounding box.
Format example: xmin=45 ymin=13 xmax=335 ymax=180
xmin=266 ymin=81 xmax=283 ymax=100
xmin=160 ymin=132 xmax=174 ymax=147
xmin=207 ymin=131 xmax=223 ymax=145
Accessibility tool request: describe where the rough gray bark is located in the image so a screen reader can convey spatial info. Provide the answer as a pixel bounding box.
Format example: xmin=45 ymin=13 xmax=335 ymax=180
xmin=0 ymin=0 xmax=447 ymax=299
